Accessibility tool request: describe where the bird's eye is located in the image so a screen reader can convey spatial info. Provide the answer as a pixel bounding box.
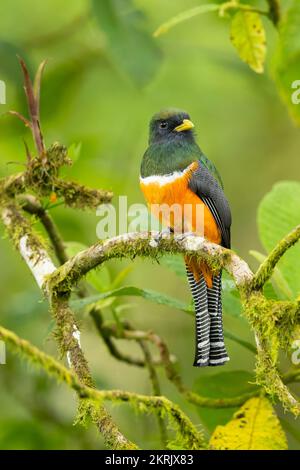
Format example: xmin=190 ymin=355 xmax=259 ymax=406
xmin=159 ymin=121 xmax=168 ymax=129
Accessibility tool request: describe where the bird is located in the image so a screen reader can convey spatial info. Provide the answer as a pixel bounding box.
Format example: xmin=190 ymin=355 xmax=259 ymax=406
xmin=140 ymin=109 xmax=232 ymax=367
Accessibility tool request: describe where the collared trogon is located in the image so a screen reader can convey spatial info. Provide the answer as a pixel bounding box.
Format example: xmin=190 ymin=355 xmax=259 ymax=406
xmin=140 ymin=109 xmax=232 ymax=367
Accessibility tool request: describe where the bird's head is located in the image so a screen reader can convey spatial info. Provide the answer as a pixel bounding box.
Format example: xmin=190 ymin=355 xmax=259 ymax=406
xmin=148 ymin=108 xmax=195 ymax=145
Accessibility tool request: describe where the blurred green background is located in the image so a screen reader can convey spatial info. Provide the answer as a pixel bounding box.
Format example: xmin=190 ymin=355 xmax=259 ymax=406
xmin=0 ymin=0 xmax=299 ymax=449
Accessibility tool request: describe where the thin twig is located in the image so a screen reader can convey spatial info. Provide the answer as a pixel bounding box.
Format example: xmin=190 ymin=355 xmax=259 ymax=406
xmin=20 ymin=194 xmax=68 ymax=265
xmin=0 ymin=324 xmax=206 ymax=450
xmin=90 ymin=307 xmax=147 ymax=367
xmin=138 ymin=340 xmax=168 ymax=447
xmin=0 ymin=202 xmax=135 ymax=449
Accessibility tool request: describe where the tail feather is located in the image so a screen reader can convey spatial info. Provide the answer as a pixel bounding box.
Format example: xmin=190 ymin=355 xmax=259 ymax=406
xmin=186 ymin=269 xmax=210 ymax=366
xmin=207 ymin=273 xmax=229 ymax=366
xmin=186 ymin=267 xmax=229 ymax=367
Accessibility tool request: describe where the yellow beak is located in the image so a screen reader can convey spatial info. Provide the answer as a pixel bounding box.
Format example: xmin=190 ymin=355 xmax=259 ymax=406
xmin=174 ymin=119 xmax=194 ymax=132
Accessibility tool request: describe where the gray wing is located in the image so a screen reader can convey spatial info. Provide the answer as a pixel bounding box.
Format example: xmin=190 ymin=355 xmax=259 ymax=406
xmin=189 ymin=161 xmax=232 ymax=249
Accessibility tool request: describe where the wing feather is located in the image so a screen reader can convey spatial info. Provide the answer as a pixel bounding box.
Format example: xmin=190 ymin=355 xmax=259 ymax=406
xmin=189 ymin=161 xmax=231 ymax=248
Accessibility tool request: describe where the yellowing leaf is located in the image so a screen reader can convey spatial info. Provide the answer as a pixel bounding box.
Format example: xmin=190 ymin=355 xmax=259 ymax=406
xmin=230 ymin=11 xmax=266 ymax=73
xmin=209 ymin=397 xmax=288 ymax=450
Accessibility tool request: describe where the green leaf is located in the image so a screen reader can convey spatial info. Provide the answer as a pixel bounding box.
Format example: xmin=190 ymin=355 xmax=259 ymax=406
xmin=153 ymin=4 xmax=220 ymax=37
xmin=250 ymin=249 xmax=293 ymax=299
xmin=223 ymin=329 xmax=256 ymax=354
xmin=73 ymin=287 xmax=192 ymax=313
xmin=273 ymin=0 xmax=300 ymax=125
xmin=257 ymin=181 xmax=300 ymax=298
xmin=230 ymin=10 xmax=266 ymax=73
xmin=91 ymin=0 xmax=162 ymax=87
xmin=71 ymin=285 xmax=193 ymax=313
xmin=111 ymin=265 xmax=133 ymax=288
xmin=194 ymin=371 xmax=257 ymax=433
xmin=209 ymin=396 xmax=288 ymax=450
xmin=67 ymin=142 xmax=82 ymax=164
xmin=159 ymin=254 xmax=186 ymax=279
xmin=86 ymin=267 xmax=111 ymax=292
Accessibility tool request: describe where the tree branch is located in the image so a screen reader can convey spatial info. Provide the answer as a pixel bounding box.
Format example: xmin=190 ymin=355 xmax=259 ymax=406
xmin=47 ymin=231 xmax=253 ymax=296
xmin=102 ymin=322 xmax=259 ymax=408
xmin=20 ymin=194 xmax=68 ymax=264
xmin=0 ymin=201 xmax=136 ymax=449
xmin=251 ymin=225 xmax=300 ymax=291
xmin=0 ymin=324 xmax=206 ymax=450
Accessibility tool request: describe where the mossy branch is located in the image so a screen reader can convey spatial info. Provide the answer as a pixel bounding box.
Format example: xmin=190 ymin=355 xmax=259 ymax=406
xmin=0 ymin=324 xmax=206 ymax=450
xmin=43 ymin=228 xmax=300 ymax=415
xmin=1 ymin=57 xmax=299 ymax=450
xmin=0 ymin=201 xmax=135 ymax=449
xmin=1 ymin=142 xmax=112 ymax=210
xmin=100 ymin=321 xmax=259 ymax=408
xmin=46 ymin=231 xmax=253 ymax=296
xmin=251 ymin=225 xmax=300 ymax=291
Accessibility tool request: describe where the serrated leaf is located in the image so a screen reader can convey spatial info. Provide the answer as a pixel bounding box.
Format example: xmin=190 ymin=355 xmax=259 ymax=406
xmin=273 ymin=0 xmax=300 ymax=125
xmin=209 ymin=397 xmax=288 ymax=450
xmin=91 ymin=0 xmax=162 ymax=87
xmin=257 ymin=181 xmax=300 ymax=298
xmin=230 ymin=11 xmax=266 ymax=73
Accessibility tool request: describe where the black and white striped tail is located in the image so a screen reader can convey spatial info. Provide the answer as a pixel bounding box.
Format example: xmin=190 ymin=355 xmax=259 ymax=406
xmin=186 ymin=268 xmax=229 ymax=367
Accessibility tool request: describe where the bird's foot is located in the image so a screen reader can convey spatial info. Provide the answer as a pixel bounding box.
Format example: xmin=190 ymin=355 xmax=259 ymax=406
xmin=175 ymin=231 xmax=197 ymax=241
xmin=149 ymin=228 xmax=172 ymax=248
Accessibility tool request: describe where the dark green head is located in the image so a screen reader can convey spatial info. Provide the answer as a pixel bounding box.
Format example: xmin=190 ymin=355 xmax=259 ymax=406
xmin=148 ymin=108 xmax=195 ymax=145
xmin=141 ymin=108 xmax=202 ymax=177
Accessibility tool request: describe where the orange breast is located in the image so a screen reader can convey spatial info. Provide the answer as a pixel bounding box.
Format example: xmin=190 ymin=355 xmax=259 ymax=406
xmin=140 ymin=162 xmax=221 ymax=244
xmin=140 ymin=162 xmax=221 ymax=287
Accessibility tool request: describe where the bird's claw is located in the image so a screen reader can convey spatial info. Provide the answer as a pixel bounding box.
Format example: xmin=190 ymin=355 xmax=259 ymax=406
xmin=149 ymin=228 xmax=172 ymax=248
xmin=176 ymin=231 xmax=196 ymax=241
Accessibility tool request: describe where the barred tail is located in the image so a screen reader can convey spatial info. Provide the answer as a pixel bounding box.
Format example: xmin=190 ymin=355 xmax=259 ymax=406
xmin=186 ymin=267 xmax=229 ymax=367
xmin=207 ymin=272 xmax=230 ymax=366
xmin=186 ymin=267 xmax=210 ymax=366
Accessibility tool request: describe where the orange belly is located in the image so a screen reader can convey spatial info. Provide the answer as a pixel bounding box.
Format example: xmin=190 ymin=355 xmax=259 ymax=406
xmin=140 ymin=163 xmax=221 ymax=287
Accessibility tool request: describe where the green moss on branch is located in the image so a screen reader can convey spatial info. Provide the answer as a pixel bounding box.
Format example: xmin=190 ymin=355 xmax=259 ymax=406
xmin=0 ymin=324 xmax=206 ymax=450
xmin=46 ymin=232 xmax=250 ymax=296
xmin=251 ymin=225 xmax=300 ymax=291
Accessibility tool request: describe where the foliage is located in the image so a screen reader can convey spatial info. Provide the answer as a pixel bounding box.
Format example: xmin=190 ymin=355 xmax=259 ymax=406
xmin=0 ymin=0 xmax=300 ymax=451
xmin=209 ymin=396 xmax=288 ymax=450
xmin=258 ymin=181 xmax=300 ymax=298
xmin=154 ymin=0 xmax=300 ymax=125
xmin=230 ymin=11 xmax=266 ymax=73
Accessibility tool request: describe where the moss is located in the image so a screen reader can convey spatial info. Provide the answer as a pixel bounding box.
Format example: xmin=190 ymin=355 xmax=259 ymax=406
xmin=1 ymin=142 xmax=113 ymax=210
xmin=252 ymin=224 xmax=300 ymax=290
